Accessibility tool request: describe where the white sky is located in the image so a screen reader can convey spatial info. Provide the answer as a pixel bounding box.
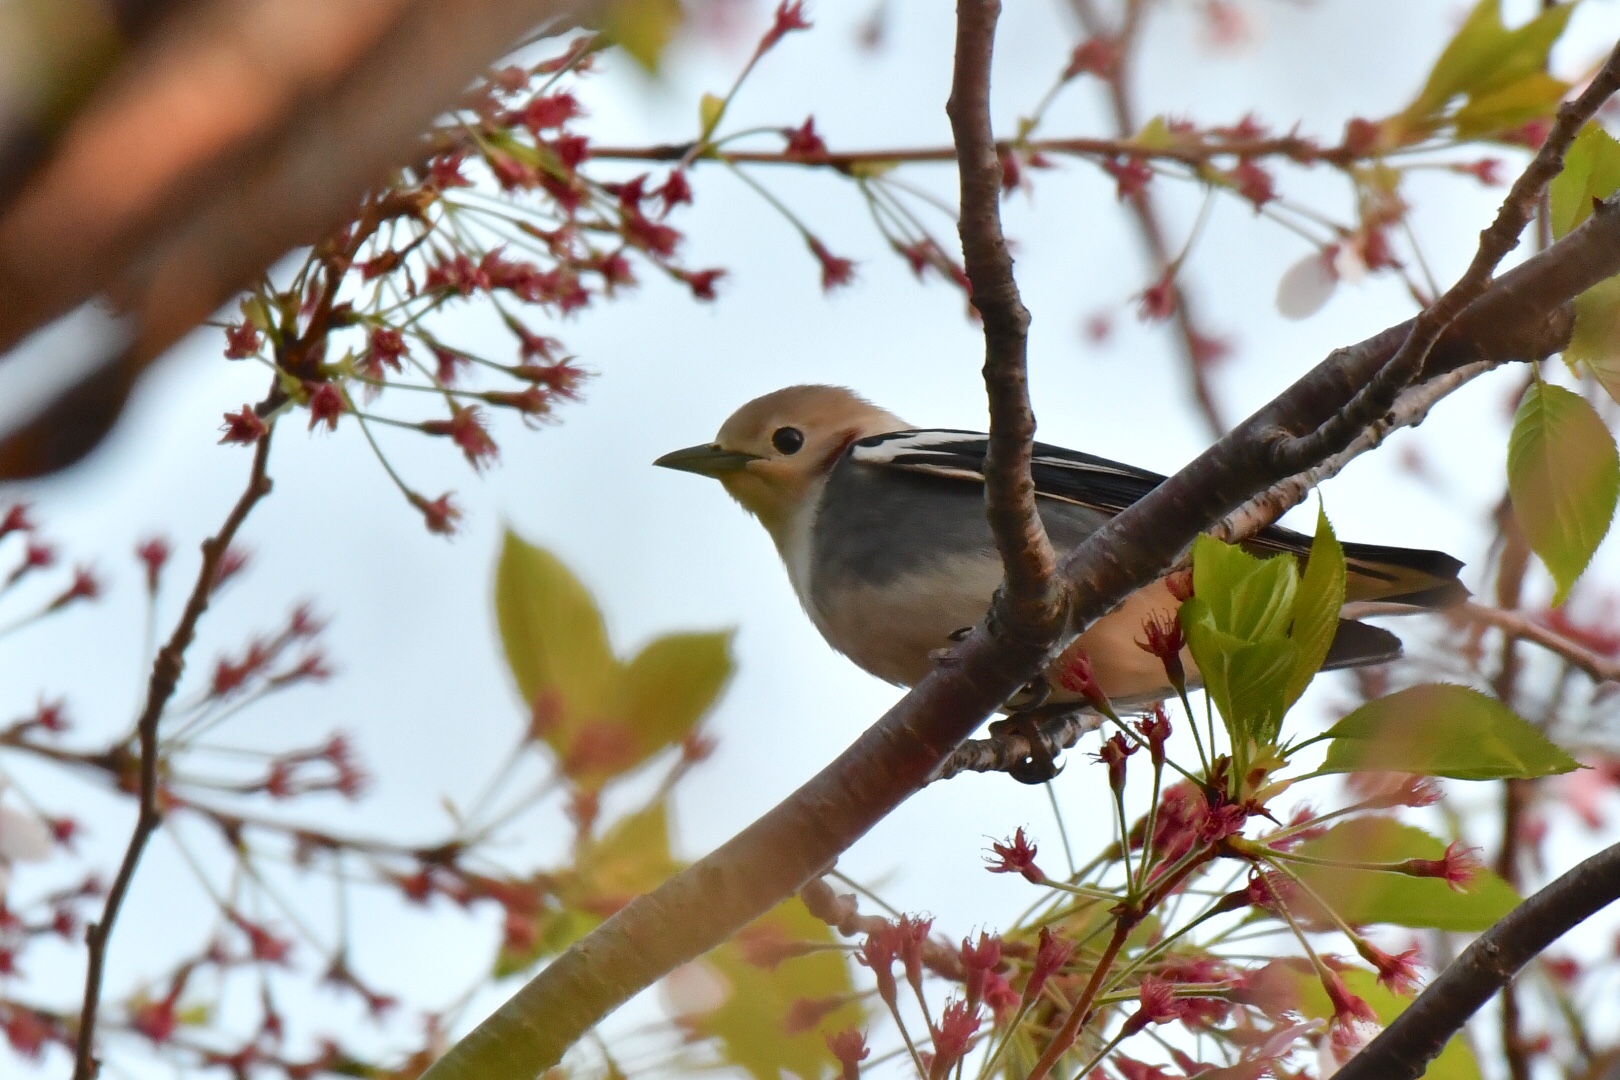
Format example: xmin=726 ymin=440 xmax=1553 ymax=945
xmin=6 ymin=0 xmax=1620 ymax=1075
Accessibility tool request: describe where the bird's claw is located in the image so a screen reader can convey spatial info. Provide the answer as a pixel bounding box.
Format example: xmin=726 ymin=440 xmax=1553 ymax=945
xmin=987 ymin=714 xmax=1062 ymax=784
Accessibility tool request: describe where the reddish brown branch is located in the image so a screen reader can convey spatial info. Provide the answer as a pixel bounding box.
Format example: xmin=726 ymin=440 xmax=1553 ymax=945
xmin=1335 ymin=839 xmax=1620 ymax=1080
xmin=947 ymin=0 xmax=1063 ymax=639
xmin=72 ymin=429 xmax=274 ymax=1080
xmin=586 ymin=132 xmax=1346 ymax=171
xmin=0 ymin=0 xmax=591 ymax=479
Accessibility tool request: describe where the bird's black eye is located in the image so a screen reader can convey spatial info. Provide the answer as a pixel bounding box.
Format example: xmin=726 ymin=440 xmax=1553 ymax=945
xmin=771 ymin=426 xmax=805 ymax=455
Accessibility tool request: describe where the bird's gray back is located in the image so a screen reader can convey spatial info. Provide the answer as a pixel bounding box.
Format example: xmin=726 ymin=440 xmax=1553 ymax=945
xmin=811 ymin=457 xmax=1113 ymax=591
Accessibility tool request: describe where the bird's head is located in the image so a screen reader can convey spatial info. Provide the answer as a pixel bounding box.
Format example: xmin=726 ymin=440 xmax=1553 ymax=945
xmin=654 ymin=385 xmax=907 ymax=533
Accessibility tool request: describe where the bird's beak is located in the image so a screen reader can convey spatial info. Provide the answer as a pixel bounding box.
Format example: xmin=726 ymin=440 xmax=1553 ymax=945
xmin=653 ymin=442 xmax=761 ymax=477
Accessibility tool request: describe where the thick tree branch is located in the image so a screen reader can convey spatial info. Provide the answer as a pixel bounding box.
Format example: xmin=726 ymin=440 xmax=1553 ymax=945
xmin=72 ymin=428 xmax=274 ymax=1080
xmin=1335 ymin=840 xmax=1620 ymax=1080
xmin=946 ymin=0 xmax=1063 ymax=641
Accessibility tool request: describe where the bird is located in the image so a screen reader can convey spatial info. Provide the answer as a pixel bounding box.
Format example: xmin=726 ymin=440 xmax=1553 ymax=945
xmin=654 ymin=384 xmax=1464 ymax=723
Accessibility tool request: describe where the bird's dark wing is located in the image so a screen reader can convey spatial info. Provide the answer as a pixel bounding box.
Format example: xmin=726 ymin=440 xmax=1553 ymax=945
xmin=848 ymin=429 xmax=1467 ymax=608
xmin=849 ymin=429 xmax=1165 ymax=515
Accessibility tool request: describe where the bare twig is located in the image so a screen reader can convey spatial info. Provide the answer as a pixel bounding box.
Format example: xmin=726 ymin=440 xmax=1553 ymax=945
xmin=72 ymin=430 xmax=275 ymax=1079
xmin=1339 ymin=600 xmax=1620 ymax=684
xmin=947 ymin=0 xmax=1063 ymax=639
xmin=1065 ymin=0 xmax=1227 ymax=435
xmin=1335 ymin=839 xmax=1620 ymax=1080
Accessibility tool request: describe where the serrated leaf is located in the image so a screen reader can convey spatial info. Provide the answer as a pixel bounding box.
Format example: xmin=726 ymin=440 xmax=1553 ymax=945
xmin=619 ymin=631 xmax=734 ymax=755
xmin=699 ymin=92 xmax=727 ymax=141
xmin=495 ymin=530 xmax=619 ymax=753
xmin=1507 ymin=381 xmax=1620 ymax=604
xmin=697 ymin=899 xmax=863 ymax=1080
xmin=1321 ymin=683 xmax=1581 ymax=779
xmin=1227 ymin=637 xmax=1300 ymax=745
xmin=1188 ymin=535 xmax=1298 ymax=644
xmin=1292 ymin=818 xmax=1519 ymax=931
xmin=602 ymin=0 xmax=683 ymax=72
xmin=1284 ymin=509 xmax=1346 ymax=711
xmin=1289 ymin=967 xmax=1484 ymax=1079
xmin=1454 ymin=71 xmax=1568 ymax=139
xmin=1551 ymin=123 xmax=1620 ymax=239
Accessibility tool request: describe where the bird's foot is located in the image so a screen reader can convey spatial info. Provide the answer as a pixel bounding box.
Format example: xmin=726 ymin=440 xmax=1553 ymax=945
xmin=986 ymin=701 xmax=1087 ymax=784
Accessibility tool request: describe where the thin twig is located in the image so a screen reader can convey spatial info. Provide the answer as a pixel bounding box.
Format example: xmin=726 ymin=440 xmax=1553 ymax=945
xmin=72 ymin=431 xmax=275 ymax=1080
xmin=1335 ymin=839 xmax=1620 ymax=1080
xmin=1341 ymin=600 xmax=1620 ymax=684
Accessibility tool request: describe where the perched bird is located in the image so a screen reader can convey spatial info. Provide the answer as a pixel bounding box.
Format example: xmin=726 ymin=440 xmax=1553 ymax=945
xmin=655 ymin=384 xmax=1464 ymax=713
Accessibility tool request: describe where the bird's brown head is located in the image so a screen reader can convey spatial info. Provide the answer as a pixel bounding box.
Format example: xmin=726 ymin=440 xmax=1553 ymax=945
xmin=654 ymin=385 xmax=907 ymax=533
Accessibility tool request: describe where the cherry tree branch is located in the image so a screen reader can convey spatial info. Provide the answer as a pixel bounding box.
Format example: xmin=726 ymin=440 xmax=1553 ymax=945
xmin=1335 ymin=839 xmax=1620 ymax=1080
xmin=947 ymin=0 xmax=1063 ymax=640
xmin=0 ymin=0 xmax=591 ymax=479
xmin=72 ymin=428 xmax=275 ymax=1080
xmin=1340 ymin=599 xmax=1620 ymax=684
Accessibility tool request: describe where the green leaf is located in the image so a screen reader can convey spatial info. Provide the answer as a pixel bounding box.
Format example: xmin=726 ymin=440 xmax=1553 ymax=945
xmin=618 ymin=631 xmax=735 ymax=756
xmin=495 ymin=802 xmax=685 ymax=976
xmin=1226 ymin=637 xmax=1300 ymax=746
xmin=1551 ymin=123 xmax=1620 ymax=239
xmin=1292 ymin=818 xmax=1520 ymax=931
xmin=1567 ymin=276 xmax=1620 ymax=403
xmin=699 ymin=92 xmax=727 ymax=141
xmin=1453 ymin=72 xmax=1568 ymax=139
xmin=697 ymin=899 xmax=863 ymax=1080
xmin=1407 ymin=0 xmax=1575 ymax=126
xmin=1188 ymin=535 xmax=1298 ymax=644
xmin=1284 ymin=508 xmax=1347 ymax=711
xmin=1507 ymin=381 xmax=1620 ymax=604
xmin=495 ymin=531 xmax=619 ymax=751
xmin=1321 ymin=683 xmax=1581 ymax=779
xmin=1290 ymin=967 xmax=1484 ymax=1080
xmin=602 ymin=0 xmax=684 ymax=72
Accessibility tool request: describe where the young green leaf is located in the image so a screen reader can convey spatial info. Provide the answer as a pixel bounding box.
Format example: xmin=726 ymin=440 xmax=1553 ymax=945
xmin=1321 ymin=683 xmax=1581 ymax=779
xmin=1453 ymin=71 xmax=1568 ymax=139
xmin=1507 ymin=381 xmax=1620 ymax=605
xmin=1283 ymin=508 xmax=1347 ymax=712
xmin=696 ymin=899 xmax=864 ymax=1080
xmin=1564 ymin=275 xmax=1620 ymax=403
xmin=1290 ymin=967 xmax=1485 ymax=1080
xmin=1404 ymin=0 xmax=1575 ymax=135
xmin=495 ymin=530 xmax=619 ymax=743
xmin=601 ymin=0 xmax=684 ymax=72
xmin=1551 ymin=122 xmax=1620 ymax=239
xmin=618 ymin=630 xmax=735 ymax=756
xmin=1291 ymin=818 xmax=1520 ymax=931
xmin=699 ymin=92 xmax=727 ymax=142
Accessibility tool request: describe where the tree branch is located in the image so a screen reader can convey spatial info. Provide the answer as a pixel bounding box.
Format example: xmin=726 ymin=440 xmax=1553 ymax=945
xmin=1335 ymin=839 xmax=1620 ymax=1080
xmin=419 ymin=39 xmax=1620 ymax=1080
xmin=946 ymin=0 xmax=1063 ymax=642
xmin=72 ymin=428 xmax=275 ymax=1079
xmin=0 ymin=0 xmax=591 ymax=479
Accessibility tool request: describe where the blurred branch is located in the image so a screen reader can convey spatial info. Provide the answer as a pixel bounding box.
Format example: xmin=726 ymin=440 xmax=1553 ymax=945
xmin=1342 ymin=600 xmax=1620 ymax=684
xmin=420 ymin=28 xmax=1620 ymax=1080
xmin=0 ymin=0 xmax=592 ymax=479
xmin=1065 ymin=0 xmax=1227 ymax=435
xmin=73 ymin=426 xmax=274 ymax=1080
xmin=1336 ymin=839 xmax=1620 ymax=1080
